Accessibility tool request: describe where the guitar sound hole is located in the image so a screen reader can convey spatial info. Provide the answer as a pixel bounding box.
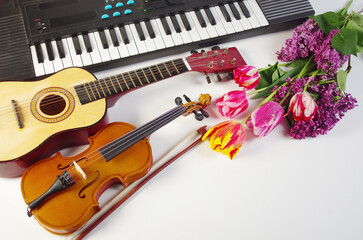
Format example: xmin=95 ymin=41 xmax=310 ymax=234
xmin=39 ymin=94 xmax=66 ymax=116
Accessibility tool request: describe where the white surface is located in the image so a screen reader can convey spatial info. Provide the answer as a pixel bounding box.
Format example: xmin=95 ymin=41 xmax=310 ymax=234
xmin=1 ymin=0 xmax=363 ymax=239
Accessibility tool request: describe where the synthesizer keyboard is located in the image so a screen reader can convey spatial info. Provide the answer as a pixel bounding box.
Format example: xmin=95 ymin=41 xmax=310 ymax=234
xmin=0 ymin=0 xmax=314 ymax=81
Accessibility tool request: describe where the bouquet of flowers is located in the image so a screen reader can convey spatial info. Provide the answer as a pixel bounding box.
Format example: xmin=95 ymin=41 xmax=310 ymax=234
xmin=203 ymin=0 xmax=361 ymax=159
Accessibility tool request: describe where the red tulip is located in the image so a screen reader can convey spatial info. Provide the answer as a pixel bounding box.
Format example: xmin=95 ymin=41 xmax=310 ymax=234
xmin=288 ymin=92 xmax=317 ymax=121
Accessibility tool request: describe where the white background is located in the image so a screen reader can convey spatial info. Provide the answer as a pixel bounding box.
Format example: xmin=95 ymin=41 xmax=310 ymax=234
xmin=1 ymin=0 xmax=363 ymax=239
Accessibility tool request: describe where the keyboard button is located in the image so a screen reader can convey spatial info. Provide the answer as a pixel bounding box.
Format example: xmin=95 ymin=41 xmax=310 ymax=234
xmin=50 ymin=40 xmax=64 ymax=72
xmin=175 ymin=14 xmax=192 ymax=43
xmin=145 ymin=20 xmax=156 ymax=38
xmin=170 ymin=14 xmax=181 ymax=33
xmin=98 ymin=29 xmax=109 ymax=49
xmin=183 ymin=12 xmax=201 ymax=42
xmin=60 ymin=38 xmax=74 ymax=68
xmin=93 ymin=32 xmax=112 ymax=62
xmin=189 ymin=11 xmax=209 ymax=40
xmin=233 ymin=2 xmax=252 ymax=30
xmin=104 ymin=29 xmax=121 ymax=60
xmin=165 ymin=16 xmax=183 ymax=45
xmin=208 ymin=7 xmax=228 ymax=36
xmin=135 ymin=22 xmax=146 ymax=41
xmin=224 ymin=3 xmax=244 ymax=32
xmin=109 ymin=27 xmax=119 ymax=46
xmin=77 ymin=35 xmax=93 ymax=66
xmin=87 ymin=33 xmax=102 ymax=64
xmin=66 ymin=37 xmax=83 ymax=67
xmin=199 ymin=9 xmax=218 ymax=37
xmin=123 ymin=24 xmax=139 ymax=55
xmin=180 ymin=12 xmax=191 ymax=31
xmin=82 ymin=33 xmax=93 ymax=52
xmin=247 ymin=0 xmax=268 ymax=26
xmin=149 ymin=19 xmax=166 ymax=49
xmin=140 ymin=21 xmax=157 ymax=51
xmin=229 ymin=2 xmax=241 ymax=20
xmin=204 ymin=7 xmax=216 ymax=25
xmin=30 ymin=45 xmax=45 ymax=76
xmin=45 ymin=40 xmax=55 ymax=61
xmin=194 ymin=9 xmax=206 ymax=28
xmin=243 ymin=0 xmax=260 ymax=28
xmin=72 ymin=35 xmax=82 ymax=55
xmin=130 ymin=23 xmax=147 ymax=53
xmin=119 ymin=25 xmax=130 ymax=44
xmin=56 ymin=39 xmax=65 ymax=58
xmin=113 ymin=26 xmax=130 ymax=57
xmin=238 ymin=0 xmax=250 ymax=18
xmin=40 ymin=42 xmax=55 ymax=74
xmin=160 ymin=17 xmax=171 ymax=35
xmin=219 ymin=4 xmax=231 ymax=22
xmin=34 ymin=42 xmax=44 ymax=63
xmin=155 ymin=18 xmax=174 ymax=47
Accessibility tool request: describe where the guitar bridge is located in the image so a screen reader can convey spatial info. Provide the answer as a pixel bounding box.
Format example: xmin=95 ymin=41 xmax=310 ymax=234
xmin=11 ymin=100 xmax=23 ymax=129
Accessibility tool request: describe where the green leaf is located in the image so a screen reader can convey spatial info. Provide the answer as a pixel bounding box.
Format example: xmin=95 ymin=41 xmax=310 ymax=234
xmin=346 ymin=13 xmax=363 ymax=53
xmin=311 ymin=12 xmax=345 ymax=34
xmin=256 ymin=62 xmax=278 ymax=90
xmin=272 ymin=67 xmax=286 ymax=82
xmin=285 ymin=58 xmax=310 ymax=68
xmin=331 ymin=28 xmax=358 ymax=55
xmin=337 ymin=0 xmax=353 ymax=16
xmin=337 ymin=69 xmax=348 ymax=92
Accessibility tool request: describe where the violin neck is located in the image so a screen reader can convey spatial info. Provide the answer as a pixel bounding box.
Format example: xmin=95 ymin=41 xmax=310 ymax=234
xmin=99 ymin=105 xmax=187 ymax=162
xmin=75 ymin=59 xmax=189 ymax=105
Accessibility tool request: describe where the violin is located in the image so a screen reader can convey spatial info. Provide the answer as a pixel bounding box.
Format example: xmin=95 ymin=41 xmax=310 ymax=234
xmin=21 ymin=94 xmax=210 ymax=235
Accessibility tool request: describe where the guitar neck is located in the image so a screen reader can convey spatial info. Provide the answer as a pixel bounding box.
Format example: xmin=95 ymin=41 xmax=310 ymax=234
xmin=74 ymin=58 xmax=189 ymax=105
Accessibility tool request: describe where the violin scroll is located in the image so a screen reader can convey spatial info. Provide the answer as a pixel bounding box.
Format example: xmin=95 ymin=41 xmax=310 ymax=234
xmin=175 ymin=93 xmax=211 ymax=121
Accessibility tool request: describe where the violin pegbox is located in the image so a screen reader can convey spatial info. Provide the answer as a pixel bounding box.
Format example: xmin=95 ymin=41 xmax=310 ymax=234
xmin=175 ymin=94 xmax=211 ymax=121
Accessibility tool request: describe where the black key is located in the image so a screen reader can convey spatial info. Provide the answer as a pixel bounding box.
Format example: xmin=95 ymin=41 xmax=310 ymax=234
xmin=72 ymin=35 xmax=82 ymax=55
xmin=238 ymin=0 xmax=250 ymax=18
xmin=109 ymin=28 xmax=119 ymax=46
xmin=204 ymin=7 xmax=216 ymax=25
xmin=119 ymin=25 xmax=129 ymax=44
xmin=34 ymin=42 xmax=44 ymax=63
xmin=135 ymin=22 xmax=145 ymax=41
xmin=145 ymin=20 xmax=156 ymax=38
xmin=219 ymin=4 xmax=231 ymax=22
xmin=56 ymin=39 xmax=65 ymax=58
xmin=45 ymin=40 xmax=55 ymax=61
xmin=98 ymin=29 xmax=109 ymax=49
xmin=180 ymin=12 xmax=191 ymax=31
xmin=82 ymin=33 xmax=93 ymax=52
xmin=170 ymin=14 xmax=181 ymax=33
xmin=228 ymin=2 xmax=241 ymax=20
xmin=194 ymin=9 xmax=206 ymax=28
xmin=160 ymin=17 xmax=171 ymax=35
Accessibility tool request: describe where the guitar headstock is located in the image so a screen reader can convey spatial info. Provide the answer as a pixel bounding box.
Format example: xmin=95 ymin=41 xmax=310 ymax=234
xmin=185 ymin=47 xmax=246 ymax=74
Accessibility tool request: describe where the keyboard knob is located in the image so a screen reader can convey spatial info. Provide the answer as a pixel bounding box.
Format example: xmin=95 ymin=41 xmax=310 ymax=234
xmin=116 ymin=2 xmax=124 ymax=7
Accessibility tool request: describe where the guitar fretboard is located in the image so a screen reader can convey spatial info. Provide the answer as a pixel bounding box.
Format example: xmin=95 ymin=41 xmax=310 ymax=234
xmin=74 ymin=58 xmax=188 ymax=104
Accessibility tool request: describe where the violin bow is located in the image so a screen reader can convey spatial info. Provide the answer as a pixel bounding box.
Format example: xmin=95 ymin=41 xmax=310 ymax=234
xmin=66 ymin=126 xmax=207 ymax=240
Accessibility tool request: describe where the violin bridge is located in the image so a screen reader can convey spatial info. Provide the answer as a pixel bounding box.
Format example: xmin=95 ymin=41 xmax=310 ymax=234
xmin=11 ymin=100 xmax=23 ymax=129
xmin=73 ymin=161 xmax=87 ymax=180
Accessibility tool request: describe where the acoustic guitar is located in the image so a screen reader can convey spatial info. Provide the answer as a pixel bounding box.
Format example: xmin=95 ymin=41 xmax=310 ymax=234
xmin=0 ymin=47 xmax=245 ymax=177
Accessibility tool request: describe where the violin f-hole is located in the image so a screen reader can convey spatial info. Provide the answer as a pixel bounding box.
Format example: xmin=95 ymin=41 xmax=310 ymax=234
xmin=78 ymin=171 xmax=100 ymax=199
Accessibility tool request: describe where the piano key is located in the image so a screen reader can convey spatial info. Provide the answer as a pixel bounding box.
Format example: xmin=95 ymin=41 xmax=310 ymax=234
xmin=175 ymin=14 xmax=192 ymax=44
xmin=145 ymin=20 xmax=156 ymax=38
xmin=139 ymin=21 xmax=157 ymax=52
xmin=72 ymin=35 xmax=82 ymax=55
xmin=204 ymin=7 xmax=216 ymax=25
xmin=45 ymin=40 xmax=55 ymax=61
xmin=208 ymin=7 xmax=228 ymax=36
xmin=247 ymin=0 xmax=269 ymax=26
xmin=129 ymin=23 xmax=148 ymax=53
xmin=189 ymin=11 xmax=209 ymax=40
xmin=223 ymin=3 xmax=244 ymax=32
xmin=113 ymin=26 xmax=131 ymax=57
xmin=243 ymin=0 xmax=261 ymax=28
xmin=109 ymin=28 xmax=119 ymax=47
xmin=34 ymin=43 xmax=44 ymax=63
xmin=92 ymin=33 xmax=112 ymax=62
xmin=66 ymin=37 xmax=83 ymax=67
xmin=30 ymin=45 xmax=45 ymax=76
xmin=199 ymin=9 xmax=218 ymax=38
xmin=212 ymin=6 xmax=235 ymax=34
xmin=228 ymin=2 xmax=241 ymax=20
xmin=149 ymin=19 xmax=166 ymax=49
xmin=170 ymin=14 xmax=182 ymax=33
xmin=233 ymin=2 xmax=252 ymax=30
xmin=82 ymin=33 xmax=93 ymax=52
xmin=77 ymin=35 xmax=93 ymax=66
xmin=183 ymin=12 xmax=202 ymax=42
xmin=98 ymin=29 xmax=109 ymax=49
xmin=194 ymin=9 xmax=206 ymax=28
xmin=104 ymin=29 xmax=121 ymax=60
xmin=238 ymin=0 xmax=250 ymax=18
xmin=56 ymin=39 xmax=65 ymax=58
xmin=50 ymin=40 xmax=64 ymax=72
xmin=123 ymin=24 xmax=139 ymax=55
xmin=179 ymin=12 xmax=191 ymax=31
xmin=134 ymin=22 xmax=146 ymax=41
xmin=155 ymin=18 xmax=174 ymax=47
xmin=40 ymin=42 xmax=55 ymax=74
xmin=219 ymin=4 xmax=231 ymax=22
xmin=87 ymin=33 xmax=103 ymax=64
xmin=160 ymin=17 xmax=171 ymax=35
xmin=165 ymin=16 xmax=183 ymax=45
xmin=60 ymin=38 xmax=74 ymax=68
xmin=119 ymin=25 xmax=130 ymax=44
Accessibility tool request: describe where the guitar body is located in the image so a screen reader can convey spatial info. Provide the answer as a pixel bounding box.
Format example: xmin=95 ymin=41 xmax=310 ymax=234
xmin=0 ymin=68 xmax=107 ymax=177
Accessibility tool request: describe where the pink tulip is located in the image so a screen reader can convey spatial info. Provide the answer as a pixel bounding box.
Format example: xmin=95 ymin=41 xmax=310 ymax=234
xmin=288 ymin=92 xmax=317 ymax=121
xmin=216 ymin=90 xmax=248 ymax=119
xmin=233 ymin=65 xmax=261 ymax=89
xmin=246 ymin=102 xmax=284 ymax=137
xmin=202 ymin=121 xmax=246 ymax=159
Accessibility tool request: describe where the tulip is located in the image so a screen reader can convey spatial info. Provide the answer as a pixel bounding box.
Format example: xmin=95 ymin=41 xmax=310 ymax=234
xmin=202 ymin=121 xmax=246 ymax=160
xmin=288 ymin=92 xmax=317 ymax=121
xmin=216 ymin=90 xmax=249 ymax=119
xmin=246 ymin=101 xmax=284 ymax=137
xmin=233 ymin=65 xmax=261 ymax=89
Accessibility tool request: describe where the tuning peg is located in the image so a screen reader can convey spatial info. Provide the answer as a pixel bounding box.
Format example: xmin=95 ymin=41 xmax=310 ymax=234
xmin=175 ymin=97 xmax=183 ymax=105
xmin=216 ymin=73 xmax=222 ymax=81
xmin=200 ymin=49 xmax=205 ymax=53
xmin=182 ymin=95 xmax=204 ymax=121
xmin=205 ymin=73 xmax=211 ymax=84
xmin=227 ymin=72 xmax=234 ymax=80
xmin=211 ymin=46 xmax=220 ymax=50
xmin=190 ymin=49 xmax=198 ymax=54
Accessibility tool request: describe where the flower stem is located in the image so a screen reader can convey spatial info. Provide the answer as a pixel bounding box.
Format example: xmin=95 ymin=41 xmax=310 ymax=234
xmin=297 ymin=55 xmax=314 ymax=79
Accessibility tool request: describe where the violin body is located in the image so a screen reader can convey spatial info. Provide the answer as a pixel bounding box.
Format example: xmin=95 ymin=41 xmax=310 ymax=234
xmin=21 ymin=121 xmax=153 ymax=234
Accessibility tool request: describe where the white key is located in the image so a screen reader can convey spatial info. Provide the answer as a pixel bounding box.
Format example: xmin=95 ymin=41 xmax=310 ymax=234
xmin=200 ymin=9 xmax=219 ymax=38
xmin=234 ymin=2 xmax=252 ymax=30
xmin=243 ymin=0 xmax=261 ymax=28
xmin=41 ymin=43 xmax=55 ymax=74
xmin=77 ymin=35 xmax=93 ymax=66
xmin=212 ymin=6 xmax=235 ymax=34
xmin=175 ymin=14 xmax=192 ymax=44
xmin=123 ymin=25 xmax=139 ymax=56
xmin=155 ymin=18 xmax=174 ymax=47
xmin=223 ymin=4 xmax=244 ymax=32
xmin=247 ymin=0 xmax=269 ymax=26
xmin=140 ymin=21 xmax=157 ymax=52
xmin=60 ymin=39 xmax=74 ymax=68
xmin=104 ymin=29 xmax=121 ymax=60
xmin=113 ymin=26 xmax=130 ymax=58
xmin=165 ymin=16 xmax=183 ymax=45
xmin=189 ymin=11 xmax=210 ymax=40
xmin=30 ymin=45 xmax=45 ymax=76
xmin=149 ymin=19 xmax=166 ymax=49
xmin=93 ymin=32 xmax=112 ymax=62
xmin=66 ymin=37 xmax=83 ymax=67
xmin=183 ymin=12 xmax=201 ymax=42
xmin=129 ymin=23 xmax=148 ymax=53
xmin=87 ymin=33 xmax=102 ymax=64
xmin=208 ymin=7 xmax=228 ymax=36
xmin=50 ymin=41 xmax=64 ymax=72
